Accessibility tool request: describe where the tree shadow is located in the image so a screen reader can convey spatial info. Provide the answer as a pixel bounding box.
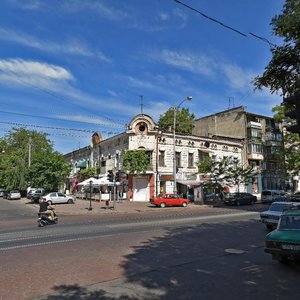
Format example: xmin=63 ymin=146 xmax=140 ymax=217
xmin=40 ymin=220 xmax=300 ymax=300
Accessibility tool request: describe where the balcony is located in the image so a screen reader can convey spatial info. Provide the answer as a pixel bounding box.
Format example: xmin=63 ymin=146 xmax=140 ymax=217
xmin=247 ymin=121 xmax=262 ymax=129
xmin=247 ymin=153 xmax=264 ymax=160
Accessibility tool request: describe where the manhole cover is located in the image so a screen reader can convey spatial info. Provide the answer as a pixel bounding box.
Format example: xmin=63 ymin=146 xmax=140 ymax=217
xmin=224 ymin=248 xmax=245 ymax=254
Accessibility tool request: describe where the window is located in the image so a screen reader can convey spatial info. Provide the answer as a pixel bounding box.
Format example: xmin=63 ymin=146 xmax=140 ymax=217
xmin=198 ymin=150 xmax=209 ymax=162
xmin=188 ymin=153 xmax=194 ymax=167
xmin=248 ymin=143 xmax=263 ymax=153
xmin=248 ymin=128 xmax=262 ymax=139
xmin=159 ymin=150 xmax=165 ymax=167
xmin=176 ymin=151 xmax=181 ymax=168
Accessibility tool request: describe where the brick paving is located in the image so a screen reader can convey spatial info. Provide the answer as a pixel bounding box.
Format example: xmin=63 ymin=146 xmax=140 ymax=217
xmin=20 ymin=197 xmax=210 ymax=216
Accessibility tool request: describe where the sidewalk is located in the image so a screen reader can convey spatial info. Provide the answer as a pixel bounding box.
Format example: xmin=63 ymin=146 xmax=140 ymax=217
xmin=22 ymin=198 xmax=209 ymax=216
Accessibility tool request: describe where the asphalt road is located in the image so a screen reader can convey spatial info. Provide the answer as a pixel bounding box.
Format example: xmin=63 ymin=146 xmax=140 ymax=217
xmin=0 ymin=199 xmax=300 ymax=300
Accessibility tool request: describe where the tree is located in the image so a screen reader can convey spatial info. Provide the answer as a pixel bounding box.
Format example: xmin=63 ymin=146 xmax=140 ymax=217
xmin=27 ymin=151 xmax=70 ymax=191
xmin=122 ymin=150 xmax=149 ymax=174
xmin=226 ymin=158 xmax=259 ymax=192
xmin=254 ymin=0 xmax=300 ymax=95
xmin=78 ymin=167 xmax=100 ymax=181
xmin=254 ymin=0 xmax=300 ymax=184
xmin=158 ymin=108 xmax=195 ymax=133
xmin=273 ymin=104 xmax=300 ymax=175
xmin=198 ymin=156 xmax=258 ymax=193
xmin=0 ymin=128 xmax=69 ymax=192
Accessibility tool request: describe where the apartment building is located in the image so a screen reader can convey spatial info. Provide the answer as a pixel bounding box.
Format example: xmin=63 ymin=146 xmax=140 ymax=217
xmin=192 ymin=106 xmax=284 ymax=193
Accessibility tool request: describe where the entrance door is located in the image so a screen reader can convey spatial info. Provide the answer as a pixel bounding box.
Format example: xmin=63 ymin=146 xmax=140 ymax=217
xmin=133 ymin=176 xmax=149 ymax=201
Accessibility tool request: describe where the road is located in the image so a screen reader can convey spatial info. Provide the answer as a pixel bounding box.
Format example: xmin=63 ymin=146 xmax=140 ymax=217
xmin=0 ymin=199 xmax=300 ymax=300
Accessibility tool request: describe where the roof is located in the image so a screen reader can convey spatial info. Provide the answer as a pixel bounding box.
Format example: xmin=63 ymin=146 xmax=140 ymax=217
xmin=282 ymin=207 xmax=300 ymax=216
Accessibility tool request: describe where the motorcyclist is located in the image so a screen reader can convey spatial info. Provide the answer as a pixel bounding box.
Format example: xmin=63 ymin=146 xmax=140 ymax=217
xmin=39 ymin=198 xmax=55 ymax=220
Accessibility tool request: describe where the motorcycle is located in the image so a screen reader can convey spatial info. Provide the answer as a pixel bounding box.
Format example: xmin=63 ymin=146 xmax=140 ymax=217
xmin=37 ymin=211 xmax=58 ymax=227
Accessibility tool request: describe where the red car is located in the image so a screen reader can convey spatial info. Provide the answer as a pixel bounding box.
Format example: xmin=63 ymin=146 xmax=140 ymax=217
xmin=150 ymin=193 xmax=190 ymax=208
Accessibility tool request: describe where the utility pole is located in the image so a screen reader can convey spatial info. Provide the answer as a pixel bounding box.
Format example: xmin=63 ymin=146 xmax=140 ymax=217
xmin=28 ymin=137 xmax=32 ymax=167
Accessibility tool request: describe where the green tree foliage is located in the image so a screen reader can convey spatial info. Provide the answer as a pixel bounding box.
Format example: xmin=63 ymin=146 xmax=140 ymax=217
xmin=254 ymin=0 xmax=300 ymax=95
xmin=27 ymin=151 xmax=70 ymax=191
xmin=122 ymin=150 xmax=149 ymax=174
xmin=158 ymin=108 xmax=195 ymax=133
xmin=198 ymin=156 xmax=258 ymax=192
xmin=0 ymin=128 xmax=69 ymax=192
xmin=78 ymin=167 xmax=100 ymax=181
xmin=226 ymin=158 xmax=259 ymax=192
xmin=254 ymin=0 xmax=300 ymax=178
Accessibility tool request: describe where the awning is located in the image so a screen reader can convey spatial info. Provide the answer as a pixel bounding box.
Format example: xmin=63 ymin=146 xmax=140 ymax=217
xmin=177 ymin=180 xmax=202 ymax=186
xmin=77 ymin=161 xmax=88 ymax=168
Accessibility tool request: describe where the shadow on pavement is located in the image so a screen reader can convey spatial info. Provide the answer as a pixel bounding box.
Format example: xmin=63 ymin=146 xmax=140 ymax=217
xmin=39 ymin=219 xmax=300 ymax=300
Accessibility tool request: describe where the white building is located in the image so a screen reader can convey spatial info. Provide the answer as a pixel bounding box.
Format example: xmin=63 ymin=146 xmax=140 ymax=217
xmin=64 ymin=114 xmax=245 ymax=201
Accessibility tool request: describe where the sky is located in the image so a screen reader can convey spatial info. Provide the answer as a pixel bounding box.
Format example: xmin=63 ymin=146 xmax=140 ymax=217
xmin=0 ymin=0 xmax=286 ymax=154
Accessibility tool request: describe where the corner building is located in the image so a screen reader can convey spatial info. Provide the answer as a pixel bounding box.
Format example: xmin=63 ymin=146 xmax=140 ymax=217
xmin=64 ymin=114 xmax=244 ymax=202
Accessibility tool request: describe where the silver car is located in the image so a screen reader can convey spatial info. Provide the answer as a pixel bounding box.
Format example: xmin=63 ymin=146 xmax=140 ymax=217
xmin=7 ymin=190 xmax=21 ymax=200
xmin=42 ymin=192 xmax=75 ymax=204
xmin=260 ymin=201 xmax=300 ymax=230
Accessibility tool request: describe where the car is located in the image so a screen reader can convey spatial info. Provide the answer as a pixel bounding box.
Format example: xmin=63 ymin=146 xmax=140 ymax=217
xmin=150 ymin=193 xmax=190 ymax=208
xmin=41 ymin=192 xmax=75 ymax=204
xmin=288 ymin=191 xmax=300 ymax=202
xmin=30 ymin=189 xmax=46 ymax=203
xmin=7 ymin=190 xmax=21 ymax=200
xmin=0 ymin=188 xmax=5 ymax=197
xmin=260 ymin=202 xmax=300 ymax=230
xmin=224 ymin=192 xmax=257 ymax=206
xmin=261 ymin=189 xmax=287 ymax=204
xmin=27 ymin=188 xmax=37 ymax=199
xmin=265 ymin=207 xmax=300 ymax=263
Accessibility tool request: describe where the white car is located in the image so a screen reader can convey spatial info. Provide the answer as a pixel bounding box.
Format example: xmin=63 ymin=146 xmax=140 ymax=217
xmin=42 ymin=192 xmax=75 ymax=204
xmin=7 ymin=190 xmax=21 ymax=200
xmin=260 ymin=201 xmax=300 ymax=230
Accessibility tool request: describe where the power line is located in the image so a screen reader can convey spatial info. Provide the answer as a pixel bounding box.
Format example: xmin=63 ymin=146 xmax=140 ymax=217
xmin=174 ymin=0 xmax=247 ymax=37
xmin=0 ymin=121 xmax=95 ymax=133
xmin=174 ymin=0 xmax=277 ymax=47
xmin=0 ymin=109 xmax=125 ymax=128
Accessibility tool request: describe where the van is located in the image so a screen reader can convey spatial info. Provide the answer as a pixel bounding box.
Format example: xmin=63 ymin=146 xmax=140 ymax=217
xmin=261 ymin=190 xmax=287 ymax=204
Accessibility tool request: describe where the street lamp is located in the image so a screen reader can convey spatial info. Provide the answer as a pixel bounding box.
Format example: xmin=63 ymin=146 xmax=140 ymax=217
xmin=88 ymin=180 xmax=93 ymax=211
xmin=173 ymin=96 xmax=192 ymax=194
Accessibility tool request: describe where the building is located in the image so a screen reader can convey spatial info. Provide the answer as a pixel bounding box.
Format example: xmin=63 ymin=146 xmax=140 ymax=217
xmin=192 ymin=106 xmax=284 ymax=193
xmin=64 ymin=114 xmax=245 ymax=201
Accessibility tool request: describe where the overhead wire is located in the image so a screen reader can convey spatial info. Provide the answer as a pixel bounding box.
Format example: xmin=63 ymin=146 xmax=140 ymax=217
xmin=0 ymin=69 xmax=130 ymax=126
xmin=0 ymin=109 xmax=125 ymax=128
xmin=174 ymin=0 xmax=277 ymax=47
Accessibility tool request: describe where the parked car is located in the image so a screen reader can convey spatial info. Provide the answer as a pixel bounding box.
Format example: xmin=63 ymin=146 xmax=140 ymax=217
xmin=0 ymin=188 xmax=5 ymax=197
xmin=265 ymin=207 xmax=300 ymax=263
xmin=41 ymin=192 xmax=75 ymax=204
xmin=288 ymin=191 xmax=300 ymax=202
xmin=224 ymin=192 xmax=257 ymax=206
xmin=30 ymin=189 xmax=46 ymax=203
xmin=261 ymin=190 xmax=287 ymax=204
xmin=27 ymin=188 xmax=37 ymax=199
xmin=150 ymin=193 xmax=190 ymax=208
xmin=7 ymin=190 xmax=21 ymax=200
xmin=260 ymin=202 xmax=300 ymax=230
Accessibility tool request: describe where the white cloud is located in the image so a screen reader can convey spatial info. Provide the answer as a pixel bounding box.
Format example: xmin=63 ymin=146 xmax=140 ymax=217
xmin=158 ymin=13 xmax=169 ymax=21
xmin=0 ymin=58 xmax=74 ymax=91
xmin=62 ymin=0 xmax=129 ymax=21
xmin=151 ymin=48 xmax=260 ymax=92
xmin=219 ymin=63 xmax=255 ymax=91
xmin=0 ymin=27 xmax=110 ymax=62
xmin=151 ymin=49 xmax=216 ymax=77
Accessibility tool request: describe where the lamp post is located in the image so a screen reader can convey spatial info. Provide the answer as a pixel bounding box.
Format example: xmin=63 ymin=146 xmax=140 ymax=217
xmin=173 ymin=96 xmax=192 ymax=194
xmin=88 ymin=180 xmax=93 ymax=211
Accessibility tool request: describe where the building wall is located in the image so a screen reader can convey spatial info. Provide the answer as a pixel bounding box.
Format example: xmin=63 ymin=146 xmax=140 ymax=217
xmin=64 ymin=114 xmax=244 ymax=201
xmin=192 ymin=106 xmax=246 ymax=139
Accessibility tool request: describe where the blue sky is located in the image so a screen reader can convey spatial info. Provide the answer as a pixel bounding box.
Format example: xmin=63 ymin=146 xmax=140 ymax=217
xmin=0 ymin=0 xmax=285 ymax=154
